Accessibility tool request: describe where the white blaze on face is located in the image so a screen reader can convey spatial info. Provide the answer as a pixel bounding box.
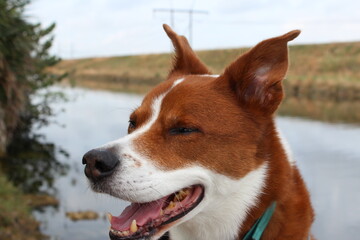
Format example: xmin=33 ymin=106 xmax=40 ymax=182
xmin=96 ymin=78 xmax=186 ymax=202
xmin=126 ymin=77 xmax=184 ymax=140
xmin=96 ymin=76 xmax=268 ymax=240
xmin=107 ymin=77 xmax=184 ymax=147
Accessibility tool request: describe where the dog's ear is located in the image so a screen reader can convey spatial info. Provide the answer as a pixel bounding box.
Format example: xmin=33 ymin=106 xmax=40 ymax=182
xmin=222 ymin=30 xmax=300 ymax=115
xmin=163 ymin=24 xmax=210 ymax=77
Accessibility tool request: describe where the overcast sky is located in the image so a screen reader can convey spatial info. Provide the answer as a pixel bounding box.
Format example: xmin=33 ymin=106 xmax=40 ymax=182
xmin=27 ymin=0 xmax=360 ymax=59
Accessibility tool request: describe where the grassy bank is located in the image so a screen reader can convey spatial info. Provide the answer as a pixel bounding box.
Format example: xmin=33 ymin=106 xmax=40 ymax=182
xmin=0 ymin=173 xmax=46 ymax=240
xmin=53 ymin=41 xmax=360 ymax=123
xmin=53 ymin=41 xmax=360 ymax=98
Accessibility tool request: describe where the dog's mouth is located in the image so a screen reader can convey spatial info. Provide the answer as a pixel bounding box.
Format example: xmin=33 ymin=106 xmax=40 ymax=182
xmin=108 ymin=185 xmax=204 ymax=240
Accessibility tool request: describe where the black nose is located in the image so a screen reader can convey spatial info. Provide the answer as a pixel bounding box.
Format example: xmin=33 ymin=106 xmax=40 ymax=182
xmin=82 ymin=149 xmax=119 ymax=181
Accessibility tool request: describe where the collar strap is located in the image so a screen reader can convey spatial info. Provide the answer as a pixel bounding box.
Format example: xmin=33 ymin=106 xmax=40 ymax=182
xmin=243 ymin=202 xmax=277 ymax=240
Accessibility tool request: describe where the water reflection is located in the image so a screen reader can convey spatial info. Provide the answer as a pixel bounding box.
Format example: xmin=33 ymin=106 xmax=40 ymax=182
xmin=0 ymin=116 xmax=69 ymax=194
xmin=4 ymin=86 xmax=360 ymax=240
xmin=277 ymin=117 xmax=360 ymax=239
xmin=279 ymin=97 xmax=360 ymax=124
xmin=32 ymin=87 xmax=142 ymax=240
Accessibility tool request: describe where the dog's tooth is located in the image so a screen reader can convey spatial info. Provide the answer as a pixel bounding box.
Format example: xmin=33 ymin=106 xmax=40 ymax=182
xmin=175 ymin=195 xmax=181 ymax=202
xmin=177 ymin=190 xmax=185 ymax=200
xmin=123 ymin=230 xmax=130 ymax=236
xmin=130 ymin=219 xmax=138 ymax=233
xmin=178 ymin=189 xmax=188 ymax=200
xmin=106 ymin=212 xmax=112 ymax=223
xmin=167 ymin=201 xmax=175 ymax=209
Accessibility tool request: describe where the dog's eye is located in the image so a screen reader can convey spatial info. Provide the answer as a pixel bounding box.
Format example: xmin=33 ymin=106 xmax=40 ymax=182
xmin=169 ymin=127 xmax=200 ymax=135
xmin=128 ymin=120 xmax=136 ymax=129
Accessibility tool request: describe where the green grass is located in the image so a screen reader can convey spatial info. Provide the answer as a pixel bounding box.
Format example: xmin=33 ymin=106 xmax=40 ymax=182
xmin=0 ymin=173 xmax=27 ymax=226
xmin=0 ymin=173 xmax=45 ymax=240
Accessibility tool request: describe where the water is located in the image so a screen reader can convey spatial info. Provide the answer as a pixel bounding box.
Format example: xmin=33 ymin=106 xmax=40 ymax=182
xmin=32 ymin=87 xmax=360 ymax=240
xmin=32 ymin=87 xmax=141 ymax=240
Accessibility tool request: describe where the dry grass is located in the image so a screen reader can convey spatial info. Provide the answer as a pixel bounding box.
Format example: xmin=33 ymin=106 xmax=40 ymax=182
xmin=52 ymin=41 xmax=360 ymax=123
xmin=52 ymin=41 xmax=360 ymax=99
xmin=54 ymin=41 xmax=360 ymax=79
xmin=52 ymin=42 xmax=360 ymax=100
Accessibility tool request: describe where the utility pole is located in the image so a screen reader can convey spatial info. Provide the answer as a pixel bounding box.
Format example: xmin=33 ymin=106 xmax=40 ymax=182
xmin=153 ymin=8 xmax=208 ymax=45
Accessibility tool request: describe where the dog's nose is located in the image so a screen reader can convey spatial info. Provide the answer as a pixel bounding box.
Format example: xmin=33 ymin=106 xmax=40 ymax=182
xmin=82 ymin=149 xmax=119 ymax=181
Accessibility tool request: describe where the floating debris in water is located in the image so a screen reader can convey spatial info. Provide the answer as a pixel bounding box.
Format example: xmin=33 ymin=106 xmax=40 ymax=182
xmin=66 ymin=211 xmax=99 ymax=221
xmin=25 ymin=194 xmax=59 ymax=208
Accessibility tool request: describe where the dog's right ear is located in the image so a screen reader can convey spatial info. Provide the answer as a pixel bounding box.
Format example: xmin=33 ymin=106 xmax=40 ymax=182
xmin=163 ymin=24 xmax=210 ymax=78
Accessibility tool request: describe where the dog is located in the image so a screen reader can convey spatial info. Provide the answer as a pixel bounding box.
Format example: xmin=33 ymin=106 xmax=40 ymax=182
xmin=82 ymin=24 xmax=314 ymax=240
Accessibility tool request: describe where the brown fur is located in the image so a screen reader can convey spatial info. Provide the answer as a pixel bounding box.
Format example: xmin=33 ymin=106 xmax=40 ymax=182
xmin=130 ymin=25 xmax=314 ymax=239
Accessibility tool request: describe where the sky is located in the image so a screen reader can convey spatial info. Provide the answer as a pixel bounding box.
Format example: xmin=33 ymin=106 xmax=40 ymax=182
xmin=27 ymin=0 xmax=360 ymax=59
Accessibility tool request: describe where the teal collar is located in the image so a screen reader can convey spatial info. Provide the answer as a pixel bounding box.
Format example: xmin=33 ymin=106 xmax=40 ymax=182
xmin=243 ymin=202 xmax=277 ymax=240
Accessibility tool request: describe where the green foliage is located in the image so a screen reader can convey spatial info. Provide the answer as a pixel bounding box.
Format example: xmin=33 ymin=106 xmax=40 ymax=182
xmin=1 ymin=127 xmax=69 ymax=193
xmin=0 ymin=0 xmax=69 ymax=193
xmin=0 ymin=173 xmax=28 ymax=222
xmin=0 ymin=173 xmax=46 ymax=240
xmin=0 ymin=0 xmax=66 ymax=128
xmin=0 ymin=1 xmax=67 ymax=238
xmin=0 ymin=0 xmax=62 ymax=87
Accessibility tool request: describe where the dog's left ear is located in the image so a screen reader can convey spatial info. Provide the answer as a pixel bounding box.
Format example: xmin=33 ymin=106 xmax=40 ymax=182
xmin=163 ymin=24 xmax=210 ymax=77
xmin=223 ymin=30 xmax=300 ymax=115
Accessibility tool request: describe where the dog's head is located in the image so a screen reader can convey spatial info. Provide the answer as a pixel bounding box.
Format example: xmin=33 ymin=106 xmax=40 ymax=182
xmin=82 ymin=25 xmax=300 ymax=240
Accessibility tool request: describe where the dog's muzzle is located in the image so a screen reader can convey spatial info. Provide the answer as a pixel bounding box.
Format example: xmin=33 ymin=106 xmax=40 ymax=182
xmin=82 ymin=149 xmax=119 ymax=181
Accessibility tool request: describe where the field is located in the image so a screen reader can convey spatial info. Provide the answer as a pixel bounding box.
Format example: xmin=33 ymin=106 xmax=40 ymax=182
xmin=52 ymin=41 xmax=360 ymax=123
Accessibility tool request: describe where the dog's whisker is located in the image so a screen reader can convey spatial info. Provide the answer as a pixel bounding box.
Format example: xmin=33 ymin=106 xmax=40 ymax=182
xmin=149 ymin=186 xmax=164 ymax=208
xmin=173 ymin=193 xmax=186 ymax=214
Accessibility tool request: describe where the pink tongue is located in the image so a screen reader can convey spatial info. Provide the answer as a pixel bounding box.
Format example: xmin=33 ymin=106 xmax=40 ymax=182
xmin=110 ymin=195 xmax=169 ymax=231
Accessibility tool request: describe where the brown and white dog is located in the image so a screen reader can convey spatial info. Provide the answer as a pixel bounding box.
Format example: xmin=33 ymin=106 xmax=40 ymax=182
xmin=82 ymin=24 xmax=314 ymax=240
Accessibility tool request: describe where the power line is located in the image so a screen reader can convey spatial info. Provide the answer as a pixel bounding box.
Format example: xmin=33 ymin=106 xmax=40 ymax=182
xmin=153 ymin=8 xmax=208 ymax=45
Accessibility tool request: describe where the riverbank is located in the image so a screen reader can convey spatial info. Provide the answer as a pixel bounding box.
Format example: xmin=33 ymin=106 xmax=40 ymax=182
xmin=52 ymin=41 xmax=360 ymax=124
xmin=53 ymin=41 xmax=360 ymax=100
xmin=0 ymin=173 xmax=46 ymax=240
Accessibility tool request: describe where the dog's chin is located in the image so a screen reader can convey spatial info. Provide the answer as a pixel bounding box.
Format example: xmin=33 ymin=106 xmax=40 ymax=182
xmin=106 ymin=185 xmax=205 ymax=240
